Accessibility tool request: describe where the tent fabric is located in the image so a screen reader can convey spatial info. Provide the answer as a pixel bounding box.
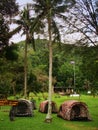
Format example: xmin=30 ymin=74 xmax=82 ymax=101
xmin=57 ymin=100 xmax=91 ymax=121
xmin=11 ymin=99 xmax=33 ymax=117
xmin=39 ymin=100 xmax=58 ymax=113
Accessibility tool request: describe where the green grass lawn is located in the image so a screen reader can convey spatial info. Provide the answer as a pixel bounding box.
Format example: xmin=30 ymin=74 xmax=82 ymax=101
xmin=0 ymin=94 xmax=98 ymax=130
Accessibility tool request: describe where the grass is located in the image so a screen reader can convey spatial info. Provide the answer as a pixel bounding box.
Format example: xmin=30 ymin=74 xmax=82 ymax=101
xmin=0 ymin=94 xmax=98 ymax=130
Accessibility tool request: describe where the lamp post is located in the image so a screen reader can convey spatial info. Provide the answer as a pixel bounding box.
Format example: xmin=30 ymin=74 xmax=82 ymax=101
xmin=70 ymin=61 xmax=75 ymax=91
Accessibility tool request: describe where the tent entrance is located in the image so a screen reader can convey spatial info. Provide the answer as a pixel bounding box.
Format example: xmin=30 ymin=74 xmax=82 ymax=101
xmin=17 ymin=102 xmax=28 ymax=114
xmin=71 ymin=105 xmax=88 ymax=121
xmin=57 ymin=100 xmax=91 ymax=121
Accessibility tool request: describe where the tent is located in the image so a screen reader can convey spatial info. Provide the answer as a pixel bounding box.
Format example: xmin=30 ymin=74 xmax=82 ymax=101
xmin=57 ymin=100 xmax=91 ymax=121
xmin=39 ymin=100 xmax=58 ymax=113
xmin=10 ymin=99 xmax=33 ymax=117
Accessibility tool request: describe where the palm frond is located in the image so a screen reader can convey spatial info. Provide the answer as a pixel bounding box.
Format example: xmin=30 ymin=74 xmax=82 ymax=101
xmin=30 ymin=11 xmax=46 ymax=33
xmin=7 ymin=26 xmax=21 ymax=39
xmin=51 ymin=20 xmax=61 ymax=43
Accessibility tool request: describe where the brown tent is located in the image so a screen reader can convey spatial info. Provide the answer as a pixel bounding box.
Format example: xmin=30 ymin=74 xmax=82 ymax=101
xmin=11 ymin=99 xmax=33 ymax=117
xmin=39 ymin=100 xmax=58 ymax=113
xmin=57 ymin=100 xmax=91 ymax=121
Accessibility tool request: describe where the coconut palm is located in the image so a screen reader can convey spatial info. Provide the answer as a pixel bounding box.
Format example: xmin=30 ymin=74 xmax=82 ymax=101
xmin=14 ymin=4 xmax=44 ymax=98
xmin=12 ymin=4 xmax=35 ymax=98
xmin=32 ymin=0 xmax=76 ymax=122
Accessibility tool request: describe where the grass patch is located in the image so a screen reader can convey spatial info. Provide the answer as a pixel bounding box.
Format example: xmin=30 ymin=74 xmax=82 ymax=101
xmin=0 ymin=94 xmax=98 ymax=130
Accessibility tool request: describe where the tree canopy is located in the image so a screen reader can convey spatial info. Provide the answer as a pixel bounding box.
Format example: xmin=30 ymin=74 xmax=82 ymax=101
xmin=64 ymin=0 xmax=98 ymax=46
xmin=0 ymin=0 xmax=19 ymax=49
xmin=0 ymin=0 xmax=18 ymax=16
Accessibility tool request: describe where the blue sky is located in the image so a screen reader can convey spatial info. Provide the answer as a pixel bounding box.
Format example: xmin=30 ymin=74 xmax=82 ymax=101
xmin=10 ymin=0 xmax=33 ymax=43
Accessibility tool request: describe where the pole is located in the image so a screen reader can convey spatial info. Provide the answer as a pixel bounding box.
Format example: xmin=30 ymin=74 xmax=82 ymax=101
xmin=70 ymin=61 xmax=75 ymax=91
xmin=73 ymin=62 xmax=75 ymax=90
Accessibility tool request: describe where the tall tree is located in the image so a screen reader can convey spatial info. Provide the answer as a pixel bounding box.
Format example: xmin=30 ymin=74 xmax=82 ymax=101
xmin=14 ymin=4 xmax=44 ymax=98
xmin=0 ymin=14 xmax=9 ymax=48
xmin=13 ymin=4 xmax=34 ymax=98
xmin=32 ymin=0 xmax=76 ymax=122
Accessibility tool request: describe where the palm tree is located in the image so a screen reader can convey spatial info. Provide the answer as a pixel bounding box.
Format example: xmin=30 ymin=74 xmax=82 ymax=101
xmin=13 ymin=4 xmax=44 ymax=98
xmin=32 ymin=0 xmax=76 ymax=122
xmin=13 ymin=4 xmax=34 ymax=98
xmin=20 ymin=5 xmax=33 ymax=98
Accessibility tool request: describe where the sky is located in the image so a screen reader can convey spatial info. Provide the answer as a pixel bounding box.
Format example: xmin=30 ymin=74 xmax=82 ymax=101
xmin=10 ymin=0 xmax=82 ymax=44
xmin=16 ymin=0 xmax=33 ymax=9
xmin=17 ymin=0 xmax=32 ymax=4
xmin=10 ymin=0 xmax=33 ymax=43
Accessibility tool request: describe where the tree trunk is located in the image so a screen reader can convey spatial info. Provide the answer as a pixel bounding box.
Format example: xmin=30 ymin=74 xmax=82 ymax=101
xmin=45 ymin=9 xmax=53 ymax=123
xmin=24 ymin=34 xmax=28 ymax=99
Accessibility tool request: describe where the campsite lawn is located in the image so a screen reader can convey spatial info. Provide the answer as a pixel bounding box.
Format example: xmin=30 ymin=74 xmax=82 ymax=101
xmin=0 ymin=94 xmax=98 ymax=130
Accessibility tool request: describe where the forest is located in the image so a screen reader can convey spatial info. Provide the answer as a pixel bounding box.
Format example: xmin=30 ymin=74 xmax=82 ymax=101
xmin=0 ymin=39 xmax=98 ymax=97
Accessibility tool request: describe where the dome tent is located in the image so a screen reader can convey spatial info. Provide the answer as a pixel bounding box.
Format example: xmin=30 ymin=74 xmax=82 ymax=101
xmin=57 ymin=100 xmax=91 ymax=121
xmin=10 ymin=99 xmax=33 ymax=117
xmin=39 ymin=100 xmax=58 ymax=113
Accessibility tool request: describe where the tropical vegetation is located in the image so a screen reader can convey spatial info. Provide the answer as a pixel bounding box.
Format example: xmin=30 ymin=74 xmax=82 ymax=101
xmin=0 ymin=0 xmax=98 ymax=126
